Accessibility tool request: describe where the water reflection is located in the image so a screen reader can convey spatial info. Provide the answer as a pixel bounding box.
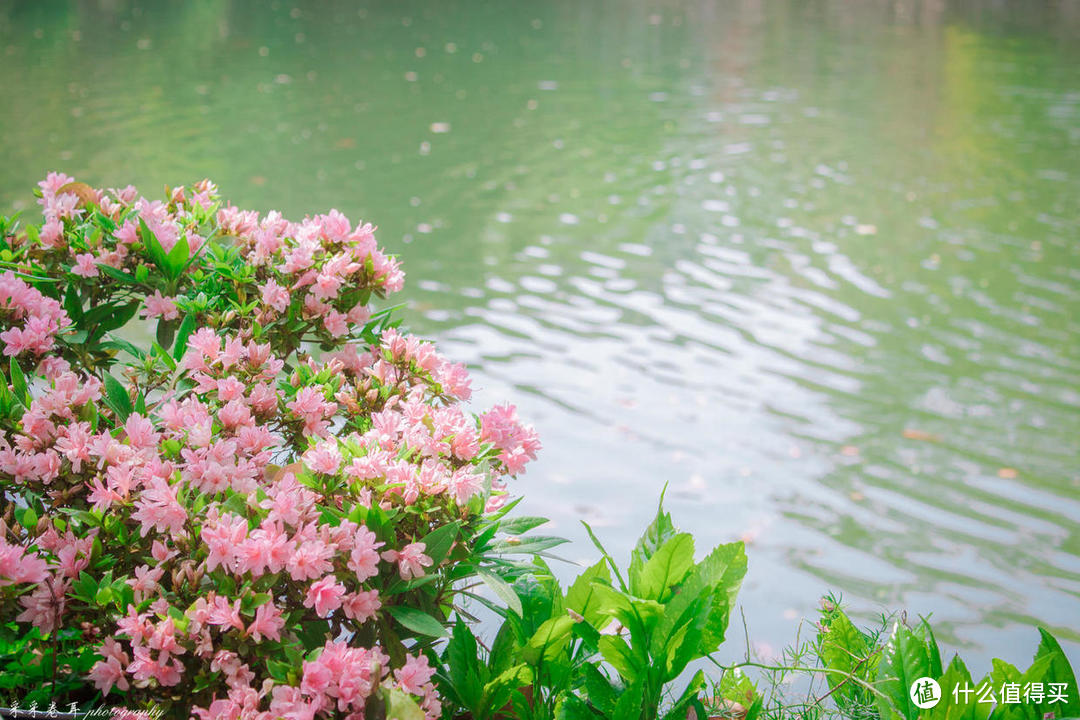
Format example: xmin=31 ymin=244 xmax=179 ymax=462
xmin=1 ymin=0 xmax=1078 ymax=666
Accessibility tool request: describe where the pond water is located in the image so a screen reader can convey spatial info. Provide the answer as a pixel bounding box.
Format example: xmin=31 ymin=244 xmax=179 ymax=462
xmin=2 ymin=0 xmax=1079 ymax=667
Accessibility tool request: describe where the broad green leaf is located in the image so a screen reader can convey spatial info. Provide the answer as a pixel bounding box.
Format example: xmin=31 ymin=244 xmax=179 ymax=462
xmin=565 ymin=560 xmax=612 ymax=627
xmin=819 ymin=611 xmax=870 ymax=705
xmin=94 ymin=301 xmax=139 ymax=336
xmin=477 ymin=567 xmax=523 ymax=617
xmin=385 ymin=686 xmax=426 ymax=720
xmin=165 ymin=232 xmax=190 ymax=278
xmin=660 ymin=589 xmax=711 ymax=681
xmin=419 ymin=521 xmax=459 ymax=568
xmin=580 ymin=663 xmax=618 ymax=715
xmin=698 ymin=542 xmax=748 ymax=653
xmin=385 ymin=606 xmax=448 ymax=638
xmin=613 ymin=679 xmax=645 ymax=718
xmin=103 ymin=372 xmax=132 ymax=422
xmin=102 ymin=334 xmax=145 ymax=360
xmin=599 ymin=635 xmax=642 ymax=682
xmin=1032 ymin=628 xmax=1080 ymax=719
xmin=925 ymin=655 xmax=984 ymax=720
xmin=664 ymin=669 xmax=708 ymax=720
xmin=97 ymin=264 xmax=140 ymax=285
xmin=525 ymin=615 xmax=574 ymax=662
xmin=156 ymin=319 xmax=176 ymax=350
xmin=628 ymin=495 xmax=677 ymax=589
xmin=498 ymin=516 xmax=550 ymax=536
xmin=634 ymin=532 xmax=694 ymax=601
xmin=874 ymin=621 xmax=938 ymax=720
xmin=173 ymin=313 xmax=197 ymax=361
xmin=8 ymin=358 xmax=28 ymax=406
xmin=445 ymin=621 xmax=484 ymax=711
xmin=139 ymin=217 xmax=169 ymax=274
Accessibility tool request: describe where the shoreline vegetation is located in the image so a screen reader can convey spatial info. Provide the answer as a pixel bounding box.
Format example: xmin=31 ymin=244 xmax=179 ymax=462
xmin=0 ymin=177 xmax=1076 ymax=720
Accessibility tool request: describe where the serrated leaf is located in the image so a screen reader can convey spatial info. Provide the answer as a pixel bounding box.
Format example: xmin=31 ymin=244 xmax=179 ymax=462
xmin=633 ymin=532 xmax=694 ymax=601
xmin=1033 ymin=628 xmax=1080 ymax=719
xmin=819 ymin=611 xmax=870 ymax=705
xmin=565 ymin=560 xmax=612 ymax=627
xmin=874 ymin=621 xmax=937 ymax=720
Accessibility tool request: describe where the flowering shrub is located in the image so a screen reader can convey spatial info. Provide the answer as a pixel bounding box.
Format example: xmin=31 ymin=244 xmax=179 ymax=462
xmin=0 ymin=175 xmax=541 ymax=718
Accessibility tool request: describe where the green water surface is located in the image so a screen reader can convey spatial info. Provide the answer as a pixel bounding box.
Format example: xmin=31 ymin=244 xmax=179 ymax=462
xmin=1 ymin=0 xmax=1078 ymax=667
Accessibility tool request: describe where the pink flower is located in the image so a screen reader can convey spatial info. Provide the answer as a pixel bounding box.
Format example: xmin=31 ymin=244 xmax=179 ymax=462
xmin=347 ymin=526 xmax=385 ymax=583
xmin=447 ymin=468 xmax=483 ymax=504
xmin=287 ymin=539 xmax=334 ymax=581
xmin=0 ymin=539 xmax=50 ymax=586
xmin=71 ymin=253 xmax=99 ymax=277
xmin=323 ymin=310 xmax=348 ymax=337
xmin=201 ymin=513 xmax=248 ymax=572
xmin=303 ymin=439 xmax=341 ymax=475
xmin=89 ymin=656 xmax=130 ymax=695
xmin=341 ymin=590 xmax=381 ymax=623
xmin=127 ymin=564 xmax=165 ymax=602
xmin=141 ymin=290 xmax=180 ymax=321
xmin=383 ymin=542 xmax=433 ymax=581
xmin=304 ymin=576 xmax=346 ymax=617
xmin=260 ymin=278 xmax=290 ymax=312
xmin=247 ymin=601 xmax=285 ymax=642
xmin=394 ymin=654 xmax=435 ymax=695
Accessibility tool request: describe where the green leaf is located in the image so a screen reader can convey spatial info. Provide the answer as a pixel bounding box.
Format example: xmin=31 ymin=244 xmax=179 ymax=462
xmin=565 ymin=560 xmax=612 ymax=627
xmin=664 ymin=669 xmax=708 ymax=720
xmin=18 ymin=506 xmax=37 ymax=530
xmin=599 ymin=635 xmax=642 ymax=682
xmin=418 ymin=521 xmax=459 ymax=568
xmin=100 ymin=335 xmax=145 ymax=360
xmin=874 ymin=621 xmax=938 ymax=720
xmin=633 ymin=532 xmax=694 ymax=601
xmin=628 ymin=491 xmax=677 ymax=588
xmin=173 ymin=313 xmax=197 ymax=361
xmin=818 ymin=610 xmax=871 ymax=705
xmin=445 ymin=621 xmax=484 ymax=711
xmin=659 ymin=588 xmax=711 ymax=681
xmin=156 ymin=319 xmax=176 ymax=350
xmin=94 ymin=301 xmax=139 ymax=336
xmin=165 ymin=232 xmax=190 ymax=278
xmin=97 ymin=264 xmax=141 ymax=285
xmin=697 ymin=542 xmax=748 ymax=653
xmin=613 ymin=679 xmax=645 ymax=718
xmin=296 ymin=619 xmax=330 ymax=650
xmin=498 ymin=516 xmax=550 ymax=536
xmin=1032 ymin=628 xmax=1080 ymax=719
xmin=925 ymin=655 xmax=984 ymax=720
xmin=385 ymin=606 xmax=448 ymax=638
xmin=8 ymin=358 xmax=29 ymax=407
xmin=524 ymin=615 xmax=574 ymax=662
xmin=477 ymin=567 xmax=523 ymax=617
xmin=139 ymin=217 xmax=169 ymax=275
xmin=62 ymin=286 xmax=83 ymax=323
xmin=103 ymin=372 xmax=133 ymax=422
xmin=385 ymin=686 xmax=426 ymax=720
xmin=580 ymin=663 xmax=618 ymax=715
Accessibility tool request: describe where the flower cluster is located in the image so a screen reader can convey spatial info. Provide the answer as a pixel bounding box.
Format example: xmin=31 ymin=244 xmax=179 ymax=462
xmin=0 ymin=177 xmax=541 ymax=718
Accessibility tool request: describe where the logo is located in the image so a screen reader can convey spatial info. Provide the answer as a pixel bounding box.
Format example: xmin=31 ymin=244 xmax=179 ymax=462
xmin=911 ymin=677 xmax=941 ymax=709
